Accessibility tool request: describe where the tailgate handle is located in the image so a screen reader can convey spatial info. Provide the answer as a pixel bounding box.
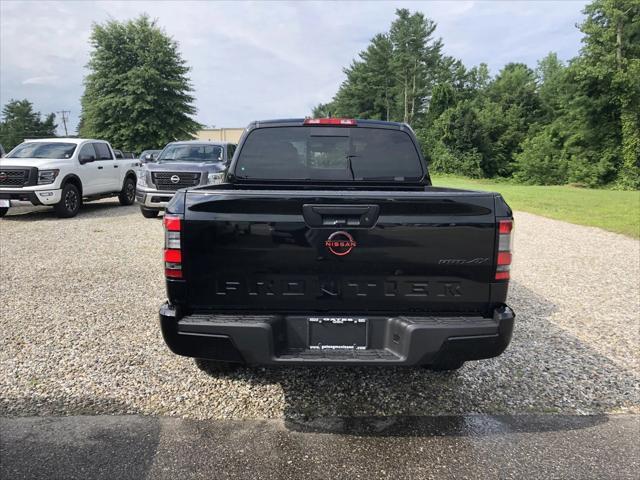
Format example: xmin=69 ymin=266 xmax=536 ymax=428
xmin=303 ymin=204 xmax=380 ymax=228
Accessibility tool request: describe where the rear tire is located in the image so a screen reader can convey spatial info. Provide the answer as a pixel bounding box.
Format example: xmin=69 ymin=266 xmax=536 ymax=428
xmin=194 ymin=358 xmax=240 ymax=375
xmin=118 ymin=177 xmax=136 ymax=206
xmin=140 ymin=206 xmax=159 ymax=218
xmin=0 ymin=207 xmax=8 ymax=218
xmin=54 ymin=183 xmax=81 ymax=218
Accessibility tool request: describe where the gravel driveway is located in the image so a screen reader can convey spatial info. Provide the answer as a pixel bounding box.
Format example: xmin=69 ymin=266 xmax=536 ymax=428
xmin=1 ymin=200 xmax=638 ymax=419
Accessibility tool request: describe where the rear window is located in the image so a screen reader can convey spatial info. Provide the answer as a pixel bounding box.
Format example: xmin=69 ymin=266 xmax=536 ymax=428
xmin=235 ymin=126 xmax=423 ymax=181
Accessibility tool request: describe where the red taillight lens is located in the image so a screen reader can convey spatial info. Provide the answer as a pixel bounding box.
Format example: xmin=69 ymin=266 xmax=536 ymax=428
xmin=164 ymin=249 xmax=182 ymax=263
xmin=164 ymin=215 xmax=181 ymax=231
xmin=303 ymin=118 xmax=357 ymax=126
xmin=497 ymin=252 xmax=512 ymax=265
xmin=164 ymin=214 xmax=183 ymax=279
xmin=495 ymin=219 xmax=513 ymax=281
xmin=499 ymin=220 xmax=513 ymax=234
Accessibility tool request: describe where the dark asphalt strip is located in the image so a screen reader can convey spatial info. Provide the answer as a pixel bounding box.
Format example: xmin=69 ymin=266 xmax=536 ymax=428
xmin=1 ymin=415 xmax=638 ymax=480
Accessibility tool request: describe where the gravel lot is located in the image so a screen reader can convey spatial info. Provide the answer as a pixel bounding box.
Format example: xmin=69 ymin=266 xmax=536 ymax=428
xmin=1 ymin=200 xmax=638 ymax=419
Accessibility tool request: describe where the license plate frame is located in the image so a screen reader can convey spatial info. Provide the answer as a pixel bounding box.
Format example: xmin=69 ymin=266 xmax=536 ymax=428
xmin=307 ymin=317 xmax=368 ymax=350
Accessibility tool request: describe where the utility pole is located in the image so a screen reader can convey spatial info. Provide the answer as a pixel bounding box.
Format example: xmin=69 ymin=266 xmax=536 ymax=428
xmin=56 ymin=110 xmax=70 ymax=136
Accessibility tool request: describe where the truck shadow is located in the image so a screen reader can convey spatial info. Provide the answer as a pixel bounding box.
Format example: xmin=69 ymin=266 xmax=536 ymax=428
xmin=228 ymin=280 xmax=637 ymax=436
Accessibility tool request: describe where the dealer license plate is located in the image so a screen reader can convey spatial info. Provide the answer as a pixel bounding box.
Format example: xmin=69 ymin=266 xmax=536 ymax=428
xmin=308 ymin=317 xmax=368 ymax=350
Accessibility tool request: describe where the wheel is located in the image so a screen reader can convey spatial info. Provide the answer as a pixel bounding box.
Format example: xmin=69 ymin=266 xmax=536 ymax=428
xmin=427 ymin=360 xmax=465 ymax=372
xmin=54 ymin=183 xmax=81 ymax=218
xmin=194 ymin=358 xmax=240 ymax=375
xmin=140 ymin=206 xmax=159 ymax=218
xmin=0 ymin=207 xmax=8 ymax=217
xmin=118 ymin=176 xmax=136 ymax=206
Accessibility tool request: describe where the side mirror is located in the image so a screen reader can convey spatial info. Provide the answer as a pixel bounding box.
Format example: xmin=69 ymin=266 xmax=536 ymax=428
xmin=79 ymin=154 xmax=96 ymax=164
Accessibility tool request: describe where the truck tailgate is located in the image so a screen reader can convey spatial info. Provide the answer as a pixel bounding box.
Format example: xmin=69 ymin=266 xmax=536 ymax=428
xmin=180 ymin=189 xmax=500 ymax=315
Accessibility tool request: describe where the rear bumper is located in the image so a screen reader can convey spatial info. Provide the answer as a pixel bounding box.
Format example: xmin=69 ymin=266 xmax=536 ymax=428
xmin=159 ymin=304 xmax=515 ymax=366
xmin=135 ymin=187 xmax=175 ymax=210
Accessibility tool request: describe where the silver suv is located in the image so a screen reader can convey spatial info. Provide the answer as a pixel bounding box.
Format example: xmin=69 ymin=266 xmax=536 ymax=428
xmin=135 ymin=140 xmax=236 ymax=218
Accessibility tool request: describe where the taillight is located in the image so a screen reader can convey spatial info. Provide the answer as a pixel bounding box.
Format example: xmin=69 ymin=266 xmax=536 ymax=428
xmin=164 ymin=214 xmax=182 ymax=279
xmin=303 ymin=118 xmax=357 ymax=126
xmin=496 ymin=219 xmax=513 ymax=281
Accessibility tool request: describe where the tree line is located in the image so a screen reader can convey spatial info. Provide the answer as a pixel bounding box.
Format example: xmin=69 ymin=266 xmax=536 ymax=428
xmin=0 ymin=100 xmax=57 ymax=151
xmin=314 ymin=0 xmax=639 ymax=189
xmin=1 ymin=3 xmax=636 ymax=190
xmin=0 ymin=15 xmax=200 ymax=154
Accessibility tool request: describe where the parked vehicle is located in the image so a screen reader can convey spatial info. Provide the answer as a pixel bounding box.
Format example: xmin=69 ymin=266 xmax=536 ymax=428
xmin=114 ymin=149 xmax=136 ymax=159
xmin=139 ymin=149 xmax=161 ymax=163
xmin=0 ymin=138 xmax=138 ymax=218
xmin=159 ymin=118 xmax=516 ymax=372
xmin=135 ymin=140 xmax=236 ymax=218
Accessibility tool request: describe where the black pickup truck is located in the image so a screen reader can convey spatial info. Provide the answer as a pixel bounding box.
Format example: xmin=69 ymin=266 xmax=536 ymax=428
xmin=160 ymin=118 xmax=515 ymax=371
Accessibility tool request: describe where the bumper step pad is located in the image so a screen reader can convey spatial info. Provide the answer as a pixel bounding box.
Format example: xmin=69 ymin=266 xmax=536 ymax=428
xmin=279 ymin=348 xmax=400 ymax=361
xmin=160 ymin=304 xmax=515 ymax=366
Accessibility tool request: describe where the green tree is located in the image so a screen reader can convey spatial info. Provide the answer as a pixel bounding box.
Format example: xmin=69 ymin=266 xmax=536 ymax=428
xmin=0 ymin=99 xmax=57 ymax=151
xmin=314 ymin=1 xmax=638 ymax=189
xmin=514 ymin=125 xmax=569 ymax=184
xmin=312 ymin=102 xmax=334 ymax=118
xmin=535 ymin=52 xmax=567 ymax=123
xmin=467 ymin=63 xmax=491 ymax=92
xmin=578 ymin=0 xmax=640 ymax=188
xmin=363 ymin=34 xmax=395 ymax=121
xmin=79 ymin=15 xmax=201 ymax=151
xmin=330 ymin=59 xmax=373 ymax=118
xmin=426 ymin=100 xmax=485 ymax=177
xmin=326 ymin=9 xmax=443 ymax=125
xmin=389 ymin=9 xmax=442 ymax=124
xmin=512 ymin=53 xmax=571 ymax=184
xmin=329 ymin=34 xmax=395 ymax=120
xmin=478 ymin=63 xmax=541 ymax=176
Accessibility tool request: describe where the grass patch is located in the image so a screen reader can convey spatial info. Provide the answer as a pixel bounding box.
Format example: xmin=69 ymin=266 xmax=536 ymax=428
xmin=431 ymin=174 xmax=640 ymax=238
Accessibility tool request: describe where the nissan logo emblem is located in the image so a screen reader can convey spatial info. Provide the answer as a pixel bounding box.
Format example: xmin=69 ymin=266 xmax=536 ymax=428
xmin=0 ymin=172 xmax=7 ymax=182
xmin=325 ymin=231 xmax=357 ymax=256
xmin=170 ymin=175 xmax=180 ymax=184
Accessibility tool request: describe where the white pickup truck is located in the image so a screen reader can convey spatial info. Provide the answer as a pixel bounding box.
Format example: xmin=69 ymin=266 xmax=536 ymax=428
xmin=0 ymin=138 xmax=139 ymax=218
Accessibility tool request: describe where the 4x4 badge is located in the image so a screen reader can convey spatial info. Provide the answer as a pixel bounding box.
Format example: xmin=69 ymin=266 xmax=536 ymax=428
xmin=325 ymin=231 xmax=357 ymax=256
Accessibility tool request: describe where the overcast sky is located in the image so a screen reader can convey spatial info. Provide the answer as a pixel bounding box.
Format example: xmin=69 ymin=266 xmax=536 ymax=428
xmin=0 ymin=0 xmax=588 ymax=134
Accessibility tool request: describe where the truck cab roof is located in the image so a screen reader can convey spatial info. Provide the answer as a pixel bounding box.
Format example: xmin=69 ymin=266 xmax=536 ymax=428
xmin=165 ymin=140 xmax=235 ymax=146
xmin=250 ymin=118 xmax=411 ymax=131
xmin=21 ymin=138 xmax=110 ymax=144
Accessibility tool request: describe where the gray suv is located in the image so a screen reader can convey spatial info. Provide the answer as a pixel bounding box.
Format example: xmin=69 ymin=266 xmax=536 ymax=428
xmin=135 ymin=140 xmax=236 ymax=218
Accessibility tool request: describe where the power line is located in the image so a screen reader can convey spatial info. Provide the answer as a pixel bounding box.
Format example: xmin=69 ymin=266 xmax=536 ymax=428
xmin=56 ymin=110 xmax=70 ymax=136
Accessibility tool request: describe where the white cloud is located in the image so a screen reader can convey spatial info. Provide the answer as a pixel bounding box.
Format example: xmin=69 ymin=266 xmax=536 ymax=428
xmin=1 ymin=0 xmax=588 ymax=136
xmin=22 ymin=76 xmax=61 ymax=86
